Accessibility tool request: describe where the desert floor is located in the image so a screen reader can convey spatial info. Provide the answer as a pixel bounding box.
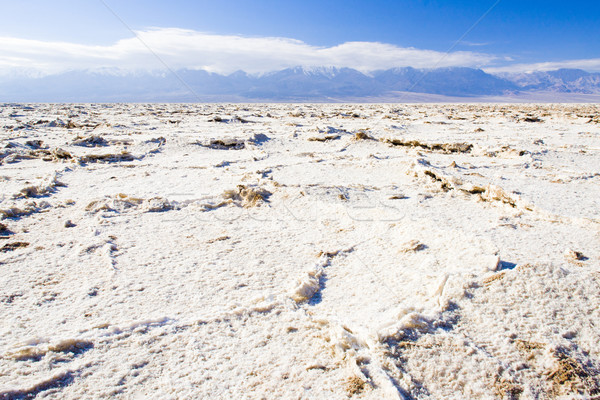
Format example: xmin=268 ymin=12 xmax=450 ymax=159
xmin=1 ymin=103 xmax=599 ymax=399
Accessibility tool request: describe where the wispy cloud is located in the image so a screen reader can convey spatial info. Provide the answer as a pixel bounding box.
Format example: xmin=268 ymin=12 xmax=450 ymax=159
xmin=0 ymin=28 xmax=497 ymax=76
xmin=485 ymin=58 xmax=600 ymax=74
xmin=459 ymin=41 xmax=491 ymax=47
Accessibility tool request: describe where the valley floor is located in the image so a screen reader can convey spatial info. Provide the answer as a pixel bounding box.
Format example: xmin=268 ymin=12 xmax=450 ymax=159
xmin=1 ymin=103 xmax=599 ymax=399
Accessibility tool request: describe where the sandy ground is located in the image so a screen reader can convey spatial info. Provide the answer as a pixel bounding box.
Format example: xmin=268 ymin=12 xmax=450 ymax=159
xmin=1 ymin=103 xmax=599 ymax=399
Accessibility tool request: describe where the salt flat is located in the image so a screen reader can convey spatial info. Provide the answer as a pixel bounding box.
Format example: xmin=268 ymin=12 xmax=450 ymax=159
xmin=0 ymin=103 xmax=599 ymax=399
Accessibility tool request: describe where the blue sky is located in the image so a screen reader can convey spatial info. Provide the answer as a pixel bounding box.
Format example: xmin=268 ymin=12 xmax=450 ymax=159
xmin=1 ymin=0 xmax=599 ymax=75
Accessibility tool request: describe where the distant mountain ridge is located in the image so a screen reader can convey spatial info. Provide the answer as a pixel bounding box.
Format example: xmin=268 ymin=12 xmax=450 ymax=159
xmin=1 ymin=66 xmax=599 ymax=102
xmin=497 ymin=69 xmax=600 ymax=94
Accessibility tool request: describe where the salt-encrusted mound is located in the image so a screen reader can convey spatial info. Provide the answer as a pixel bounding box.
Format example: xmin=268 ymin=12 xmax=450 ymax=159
xmin=85 ymin=194 xmax=174 ymax=214
xmin=302 ymin=220 xmax=500 ymax=338
xmin=397 ymin=262 xmax=600 ymax=399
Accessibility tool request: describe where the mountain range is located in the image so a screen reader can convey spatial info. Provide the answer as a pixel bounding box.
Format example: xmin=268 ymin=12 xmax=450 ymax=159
xmin=1 ymin=67 xmax=600 ymax=102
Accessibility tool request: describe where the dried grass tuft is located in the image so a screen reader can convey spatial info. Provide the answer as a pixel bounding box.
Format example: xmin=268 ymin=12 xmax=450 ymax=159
xmin=223 ymin=185 xmax=271 ymax=207
xmin=308 ymin=135 xmax=341 ymax=142
xmin=385 ymin=138 xmax=472 ymax=153
xmin=546 ymin=348 xmax=600 ymax=397
xmin=354 ymin=131 xmax=373 ymax=140
xmin=1 ymin=242 xmax=29 ymax=252
xmin=79 ymin=151 xmax=135 ymax=164
xmin=345 ymin=376 xmax=368 ymax=396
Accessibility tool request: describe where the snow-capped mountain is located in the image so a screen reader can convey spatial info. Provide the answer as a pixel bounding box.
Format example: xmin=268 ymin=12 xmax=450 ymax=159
xmin=499 ymin=69 xmax=600 ymax=94
xmin=1 ymin=66 xmax=599 ymax=102
xmin=372 ymin=67 xmax=518 ymax=96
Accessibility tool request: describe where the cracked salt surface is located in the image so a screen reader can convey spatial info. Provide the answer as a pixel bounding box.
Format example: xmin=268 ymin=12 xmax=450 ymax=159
xmin=0 ymin=103 xmax=599 ymax=399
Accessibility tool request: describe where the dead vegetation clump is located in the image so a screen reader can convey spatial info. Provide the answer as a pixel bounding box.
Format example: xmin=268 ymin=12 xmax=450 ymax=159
xmin=65 ymin=120 xmax=80 ymax=129
xmin=384 ymin=138 xmax=472 ymax=154
xmin=17 ymin=186 xmax=49 ymax=198
xmin=354 ymin=130 xmax=374 ymax=140
xmin=1 ymin=202 xmax=51 ymax=220
xmin=233 ymin=116 xmax=251 ymax=123
xmin=423 ymin=120 xmax=449 ymax=125
xmin=72 ymin=135 xmax=108 ymax=147
xmin=483 ymin=272 xmax=505 ymax=286
xmin=423 ymin=170 xmax=453 ymax=191
xmin=547 ymin=347 xmax=600 ymax=397
xmin=564 ymin=249 xmax=588 ymax=262
xmin=510 ymin=339 xmax=600 ymax=398
xmin=493 ymin=376 xmax=523 ymax=400
xmin=146 ymin=136 xmax=166 ymax=146
xmin=0 ymin=151 xmax=25 ymax=165
xmin=79 ymin=151 xmax=135 ymax=164
xmin=197 ymin=134 xmax=267 ymax=150
xmin=514 ymin=339 xmax=543 ymax=354
xmin=1 ymin=147 xmax=56 ymax=164
xmin=522 ymin=116 xmax=543 ymax=123
xmin=203 ymin=138 xmax=245 ymax=150
xmin=480 ymin=185 xmax=530 ymax=210
xmin=223 ymin=185 xmax=271 ymax=208
xmin=25 ymin=140 xmax=46 ymax=149
xmin=587 ymin=116 xmax=599 ymax=124
xmin=7 ymin=339 xmax=93 ymax=362
xmin=15 ymin=175 xmax=65 ymax=199
xmin=415 ymin=163 xmax=535 ymax=213
xmin=0 ymin=145 xmax=119 ymax=165
xmin=47 ymin=339 xmax=93 ymax=355
xmin=345 ymin=375 xmax=368 ymax=396
xmin=207 ymin=116 xmax=251 ymax=124
xmin=399 ymin=239 xmax=427 ymax=253
xmin=482 ymin=146 xmax=529 ymax=158
xmin=50 ymin=148 xmax=73 ymax=161
xmin=0 ymin=147 xmax=65 ymax=164
xmin=308 ymin=126 xmax=350 ymax=142
xmin=143 ymin=197 xmax=174 ymax=213
xmin=8 ymin=347 xmax=45 ymax=362
xmin=308 ymin=135 xmax=341 ymax=142
xmin=0 ymin=242 xmax=29 ymax=252
xmin=85 ymin=195 xmax=141 ymax=214
xmin=206 ymin=235 xmax=231 ymax=244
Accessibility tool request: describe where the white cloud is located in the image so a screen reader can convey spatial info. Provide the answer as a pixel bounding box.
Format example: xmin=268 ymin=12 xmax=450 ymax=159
xmin=0 ymin=27 xmax=497 ymax=76
xmin=485 ymin=58 xmax=600 ymax=74
xmin=459 ymin=41 xmax=491 ymax=47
